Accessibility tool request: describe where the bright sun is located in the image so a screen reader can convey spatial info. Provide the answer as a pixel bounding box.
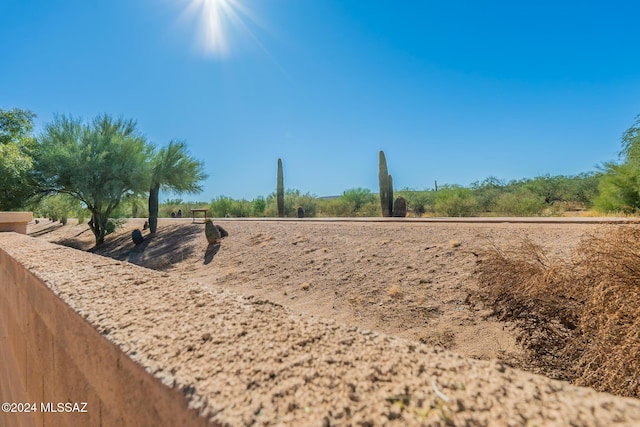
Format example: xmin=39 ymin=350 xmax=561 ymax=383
xmin=179 ymin=0 xmax=254 ymax=58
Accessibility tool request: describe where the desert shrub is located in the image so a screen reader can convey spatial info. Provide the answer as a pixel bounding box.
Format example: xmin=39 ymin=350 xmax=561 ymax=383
xmin=471 ymin=177 xmax=505 ymax=214
xmin=570 ymin=227 xmax=640 ymax=396
xmin=434 ymin=186 xmax=479 ymax=217
xmin=209 ymin=196 xmax=235 ymax=217
xmin=563 ymin=172 xmax=601 ymax=207
xmin=159 ymin=199 xmax=208 ymax=218
xmin=251 ymin=196 xmax=266 ymax=216
xmin=118 ymin=194 xmax=148 ymax=218
xmin=159 ymin=198 xmax=184 ymax=218
xmin=474 ymin=239 xmax=582 ymax=380
xmin=290 ymin=192 xmax=318 ymax=217
xmin=265 ymin=189 xmax=317 ymax=217
xmin=105 ymin=218 xmax=125 ymax=235
xmin=493 ymin=190 xmax=545 ymax=216
xmin=228 ymin=199 xmax=252 ymax=217
xmin=396 ymin=189 xmax=436 ymax=217
xmin=357 ymin=200 xmax=382 ymax=217
xmin=594 ymin=164 xmax=640 ymax=213
xmin=318 ymin=198 xmax=356 ymax=217
xmin=594 ymin=115 xmax=640 ymax=213
xmin=317 ymin=197 xmax=382 ymax=217
xmin=35 ymin=194 xmax=89 ymax=222
xmin=475 ymin=226 xmax=640 ymax=398
xmin=341 ymin=188 xmax=376 ymax=211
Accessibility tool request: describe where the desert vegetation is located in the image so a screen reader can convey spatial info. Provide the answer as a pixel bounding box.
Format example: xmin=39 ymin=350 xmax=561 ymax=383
xmin=4 ymin=107 xmax=640 ymax=227
xmin=474 ymin=226 xmax=640 ymax=398
xmin=5 ymin=103 xmax=640 ymax=402
xmin=1 ymin=109 xmax=206 ymax=245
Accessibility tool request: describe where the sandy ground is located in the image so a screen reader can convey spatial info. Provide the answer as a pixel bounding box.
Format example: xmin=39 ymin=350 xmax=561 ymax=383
xmin=27 ymin=217 xmax=613 ymax=374
xmin=3 ymin=219 xmax=639 ymax=426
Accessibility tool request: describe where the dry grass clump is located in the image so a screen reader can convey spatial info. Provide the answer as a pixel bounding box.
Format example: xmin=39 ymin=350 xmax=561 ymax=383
xmin=475 ymin=239 xmax=582 ymax=381
xmin=571 ymin=228 xmax=640 ymax=396
xmin=475 ymin=227 xmax=640 ymax=398
xmin=386 ymin=285 xmax=402 ymax=299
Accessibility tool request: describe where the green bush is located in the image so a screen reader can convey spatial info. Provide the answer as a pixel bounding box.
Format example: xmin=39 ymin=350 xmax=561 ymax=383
xmin=229 ymin=199 xmax=252 ymax=217
xmin=105 ymin=218 xmax=125 ymax=235
xmin=494 ymin=190 xmax=545 ymax=216
xmin=357 ymin=200 xmax=382 ymax=217
xmin=341 ymin=188 xmax=376 ymax=212
xmin=471 ymin=177 xmax=505 ymax=213
xmin=594 ymin=164 xmax=640 ymax=213
xmin=434 ymin=186 xmax=479 ymax=217
xmin=34 ymin=194 xmax=89 ymax=222
xmin=251 ymin=196 xmax=266 ymax=216
xmin=396 ymin=189 xmax=436 ymax=217
xmin=317 ymin=198 xmax=356 ymax=217
xmin=265 ymin=189 xmax=317 ymax=217
xmin=209 ymin=196 xmax=235 ymax=217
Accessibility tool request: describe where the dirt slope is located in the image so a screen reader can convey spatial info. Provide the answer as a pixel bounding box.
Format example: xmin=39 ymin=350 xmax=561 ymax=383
xmin=4 ymin=228 xmax=640 ymax=425
xmin=30 ymin=218 xmax=608 ymax=373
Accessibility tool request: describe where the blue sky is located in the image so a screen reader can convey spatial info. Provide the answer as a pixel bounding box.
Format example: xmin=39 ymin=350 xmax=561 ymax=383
xmin=2 ymin=0 xmax=640 ymax=201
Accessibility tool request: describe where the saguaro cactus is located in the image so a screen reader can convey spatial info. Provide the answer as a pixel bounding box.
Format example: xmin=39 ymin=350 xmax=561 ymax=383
xmin=388 ymin=174 xmax=394 ymax=215
xmin=277 ymin=158 xmax=285 ymax=218
xmin=378 ymin=151 xmax=394 ymax=217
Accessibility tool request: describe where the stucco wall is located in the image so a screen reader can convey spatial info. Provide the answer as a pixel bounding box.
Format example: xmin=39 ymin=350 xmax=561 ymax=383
xmin=0 ymin=239 xmax=208 ymax=427
xmin=0 ymin=212 xmax=32 ymax=234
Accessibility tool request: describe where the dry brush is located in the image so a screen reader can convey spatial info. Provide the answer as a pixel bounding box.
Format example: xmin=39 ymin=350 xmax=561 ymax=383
xmin=475 ymin=226 xmax=640 ymax=398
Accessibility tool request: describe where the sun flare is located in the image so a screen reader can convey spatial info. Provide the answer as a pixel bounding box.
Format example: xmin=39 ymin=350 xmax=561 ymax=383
xmin=179 ymin=0 xmax=258 ymax=58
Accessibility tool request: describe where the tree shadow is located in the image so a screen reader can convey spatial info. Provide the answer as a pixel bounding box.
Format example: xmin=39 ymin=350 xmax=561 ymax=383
xmin=56 ymin=228 xmax=95 ymax=250
xmin=204 ymin=243 xmax=221 ymax=265
xmin=91 ymin=223 xmax=203 ymax=271
xmin=28 ymin=223 xmax=64 ymax=237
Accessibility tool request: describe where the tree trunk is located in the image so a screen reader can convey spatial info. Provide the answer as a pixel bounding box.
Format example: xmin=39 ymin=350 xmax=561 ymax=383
xmin=149 ymin=184 xmax=159 ymax=234
xmin=88 ymin=211 xmax=106 ymax=246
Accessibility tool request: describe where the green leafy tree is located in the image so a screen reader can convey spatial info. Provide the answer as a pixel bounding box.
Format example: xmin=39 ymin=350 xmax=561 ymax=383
xmin=522 ymin=175 xmax=570 ymax=205
xmin=596 ymin=115 xmax=640 ymax=212
xmin=33 ymin=114 xmax=151 ymax=245
xmin=595 ymin=163 xmax=640 ymax=212
xmin=620 ymin=115 xmax=640 ymax=162
xmin=0 ymin=108 xmax=37 ymax=210
xmin=564 ymin=172 xmax=601 ymax=207
xmin=148 ymin=140 xmax=207 ymax=233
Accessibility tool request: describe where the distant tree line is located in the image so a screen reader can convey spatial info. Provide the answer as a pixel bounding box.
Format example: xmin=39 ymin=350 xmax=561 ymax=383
xmin=4 ymin=108 xmax=640 ymax=240
xmin=198 ymin=174 xmax=602 ymax=219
